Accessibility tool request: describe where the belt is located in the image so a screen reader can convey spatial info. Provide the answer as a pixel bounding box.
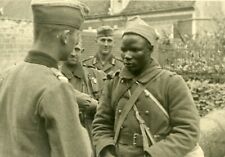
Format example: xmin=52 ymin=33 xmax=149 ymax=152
xmin=118 ymin=132 xmax=143 ymax=147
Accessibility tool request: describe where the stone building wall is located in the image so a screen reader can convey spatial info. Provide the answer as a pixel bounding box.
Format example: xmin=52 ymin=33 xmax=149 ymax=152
xmin=0 ymin=18 xmax=32 ymax=72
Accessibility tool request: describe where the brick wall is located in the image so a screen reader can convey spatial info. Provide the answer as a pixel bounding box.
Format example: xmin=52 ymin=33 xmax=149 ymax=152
xmin=0 ymin=18 xmax=33 ymax=72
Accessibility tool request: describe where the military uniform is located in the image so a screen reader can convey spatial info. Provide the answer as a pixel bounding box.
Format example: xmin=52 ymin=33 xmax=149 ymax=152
xmin=92 ymin=59 xmax=200 ymax=157
xmin=82 ymin=54 xmax=123 ymax=74
xmin=0 ymin=51 xmax=91 ymax=157
xmin=0 ymin=0 xmax=91 ymax=156
xmin=61 ymin=63 xmax=105 ymax=101
xmin=61 ymin=62 xmax=105 ymax=156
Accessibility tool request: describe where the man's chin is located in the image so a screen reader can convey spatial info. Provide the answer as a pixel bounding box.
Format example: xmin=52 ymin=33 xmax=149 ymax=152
xmin=67 ymin=61 xmax=78 ymax=65
xmin=126 ymin=67 xmax=140 ymax=75
xmin=101 ymin=50 xmax=111 ymax=55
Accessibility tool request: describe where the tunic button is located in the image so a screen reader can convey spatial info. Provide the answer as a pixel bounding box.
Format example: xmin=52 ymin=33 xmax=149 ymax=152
xmin=154 ymin=135 xmax=160 ymax=138
xmin=118 ymin=109 xmax=122 ymax=114
xmin=145 ymin=110 xmax=149 ymax=115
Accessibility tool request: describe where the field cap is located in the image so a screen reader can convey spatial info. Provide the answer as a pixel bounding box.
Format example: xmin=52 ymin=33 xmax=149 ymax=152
xmin=123 ymin=16 xmax=158 ymax=46
xmin=97 ymin=25 xmax=113 ymax=38
xmin=31 ymin=0 xmax=89 ymax=29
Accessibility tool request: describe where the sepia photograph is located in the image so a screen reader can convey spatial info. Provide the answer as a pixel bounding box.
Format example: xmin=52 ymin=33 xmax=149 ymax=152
xmin=0 ymin=0 xmax=225 ymax=157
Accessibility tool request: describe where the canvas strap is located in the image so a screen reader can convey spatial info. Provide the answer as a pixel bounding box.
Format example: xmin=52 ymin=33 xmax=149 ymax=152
xmin=114 ymin=70 xmax=164 ymax=144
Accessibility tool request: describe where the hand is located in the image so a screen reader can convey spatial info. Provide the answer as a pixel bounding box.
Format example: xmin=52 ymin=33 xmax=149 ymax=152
xmin=74 ymin=90 xmax=98 ymax=110
xmin=100 ymin=150 xmax=116 ymax=157
xmin=144 ymin=152 xmax=152 ymax=157
xmin=100 ymin=146 xmax=116 ymax=157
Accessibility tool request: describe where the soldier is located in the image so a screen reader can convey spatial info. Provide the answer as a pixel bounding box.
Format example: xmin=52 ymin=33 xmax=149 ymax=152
xmin=92 ymin=17 xmax=202 ymax=157
xmin=0 ymin=0 xmax=91 ymax=157
xmin=82 ymin=25 xmax=123 ymax=74
xmin=61 ymin=38 xmax=105 ymax=149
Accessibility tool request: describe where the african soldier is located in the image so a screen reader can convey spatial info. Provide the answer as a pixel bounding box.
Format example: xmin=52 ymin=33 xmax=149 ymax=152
xmin=61 ymin=38 xmax=105 ymax=151
xmin=0 ymin=0 xmax=91 ymax=157
xmin=92 ymin=17 xmax=202 ymax=157
xmin=82 ymin=25 xmax=123 ymax=74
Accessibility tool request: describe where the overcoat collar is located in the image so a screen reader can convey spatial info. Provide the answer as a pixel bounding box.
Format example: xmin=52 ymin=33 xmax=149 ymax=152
xmin=119 ymin=59 xmax=161 ymax=84
xmin=24 ymin=50 xmax=58 ymax=69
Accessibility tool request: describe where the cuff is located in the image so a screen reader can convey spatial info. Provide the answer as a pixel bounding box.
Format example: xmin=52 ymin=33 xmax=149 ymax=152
xmin=96 ymin=139 xmax=115 ymax=157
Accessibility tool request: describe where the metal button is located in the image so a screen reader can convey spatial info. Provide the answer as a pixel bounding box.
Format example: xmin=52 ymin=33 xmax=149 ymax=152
xmin=144 ymin=89 xmax=150 ymax=97
xmin=154 ymin=135 xmax=160 ymax=138
xmin=118 ymin=109 xmax=122 ymax=114
xmin=133 ymin=133 xmax=138 ymax=145
xmin=145 ymin=110 xmax=149 ymax=115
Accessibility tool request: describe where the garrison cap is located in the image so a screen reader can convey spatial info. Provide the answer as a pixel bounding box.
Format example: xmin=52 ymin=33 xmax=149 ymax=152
xmin=97 ymin=25 xmax=113 ymax=38
xmin=31 ymin=0 xmax=89 ymax=29
xmin=123 ymin=16 xmax=158 ymax=46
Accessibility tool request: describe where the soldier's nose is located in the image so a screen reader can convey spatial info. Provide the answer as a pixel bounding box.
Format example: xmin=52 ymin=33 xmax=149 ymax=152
xmin=124 ymin=51 xmax=132 ymax=59
xmin=70 ymin=52 xmax=76 ymax=57
xmin=104 ymin=41 xmax=109 ymax=46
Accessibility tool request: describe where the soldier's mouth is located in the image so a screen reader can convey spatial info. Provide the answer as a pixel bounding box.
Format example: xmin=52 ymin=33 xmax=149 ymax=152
xmin=124 ymin=62 xmax=133 ymax=67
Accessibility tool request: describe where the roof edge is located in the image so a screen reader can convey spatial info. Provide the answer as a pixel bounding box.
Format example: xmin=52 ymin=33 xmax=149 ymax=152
xmin=86 ymin=6 xmax=194 ymax=20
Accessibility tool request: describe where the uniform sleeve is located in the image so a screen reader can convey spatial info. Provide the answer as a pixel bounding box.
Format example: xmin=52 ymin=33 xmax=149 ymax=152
xmin=147 ymin=75 xmax=200 ymax=157
xmin=92 ymin=80 xmax=115 ymax=156
xmin=38 ymin=82 xmax=92 ymax=157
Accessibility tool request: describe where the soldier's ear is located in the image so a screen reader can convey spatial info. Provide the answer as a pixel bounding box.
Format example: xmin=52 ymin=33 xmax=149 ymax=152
xmin=81 ymin=48 xmax=84 ymax=53
xmin=59 ymin=30 xmax=70 ymax=45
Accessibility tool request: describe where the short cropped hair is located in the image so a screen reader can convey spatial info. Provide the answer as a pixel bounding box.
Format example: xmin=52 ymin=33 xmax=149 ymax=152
xmin=33 ymin=23 xmax=76 ymax=41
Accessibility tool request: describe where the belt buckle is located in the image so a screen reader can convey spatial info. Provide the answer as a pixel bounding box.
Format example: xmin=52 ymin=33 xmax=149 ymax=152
xmin=133 ymin=133 xmax=138 ymax=146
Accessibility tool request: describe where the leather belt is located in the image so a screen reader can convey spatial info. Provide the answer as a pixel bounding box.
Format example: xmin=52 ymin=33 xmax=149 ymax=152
xmin=118 ymin=132 xmax=143 ymax=147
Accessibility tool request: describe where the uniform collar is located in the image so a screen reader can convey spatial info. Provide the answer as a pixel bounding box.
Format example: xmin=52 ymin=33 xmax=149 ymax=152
xmin=94 ymin=53 xmax=115 ymax=65
xmin=24 ymin=50 xmax=58 ymax=69
xmin=119 ymin=59 xmax=161 ymax=84
xmin=62 ymin=63 xmax=84 ymax=79
xmin=61 ymin=64 xmax=74 ymax=79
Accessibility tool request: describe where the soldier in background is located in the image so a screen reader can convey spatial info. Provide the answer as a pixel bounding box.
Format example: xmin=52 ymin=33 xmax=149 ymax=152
xmin=83 ymin=25 xmax=123 ymax=74
xmin=0 ymin=0 xmax=91 ymax=157
xmin=61 ymin=38 xmax=105 ymax=156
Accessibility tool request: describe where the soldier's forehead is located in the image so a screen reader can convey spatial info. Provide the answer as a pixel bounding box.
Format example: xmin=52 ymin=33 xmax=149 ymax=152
xmin=98 ymin=36 xmax=114 ymax=40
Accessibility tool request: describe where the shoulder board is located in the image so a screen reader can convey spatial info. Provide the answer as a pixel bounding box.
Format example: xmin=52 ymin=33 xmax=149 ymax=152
xmin=82 ymin=56 xmax=95 ymax=62
xmin=163 ymin=69 xmax=177 ymax=77
xmin=113 ymin=57 xmax=123 ymax=62
xmin=106 ymin=70 xmax=120 ymax=80
xmin=82 ymin=64 xmax=96 ymax=69
xmin=50 ymin=68 xmax=68 ymax=83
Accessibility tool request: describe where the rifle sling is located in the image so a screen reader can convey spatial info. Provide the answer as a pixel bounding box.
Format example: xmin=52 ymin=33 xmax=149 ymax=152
xmin=114 ymin=82 xmax=145 ymax=143
xmin=114 ymin=69 xmax=164 ymax=144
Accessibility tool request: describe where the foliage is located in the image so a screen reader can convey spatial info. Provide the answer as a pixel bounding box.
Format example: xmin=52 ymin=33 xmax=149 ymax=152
xmin=159 ymin=18 xmax=225 ymax=76
xmin=157 ymin=18 xmax=225 ymax=117
xmin=187 ymin=80 xmax=225 ymax=117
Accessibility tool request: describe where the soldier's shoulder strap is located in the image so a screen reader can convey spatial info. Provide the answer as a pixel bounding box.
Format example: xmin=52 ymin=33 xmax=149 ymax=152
xmin=112 ymin=56 xmax=123 ymax=65
xmin=106 ymin=70 xmax=120 ymax=80
xmin=113 ymin=80 xmax=152 ymax=143
xmin=83 ymin=64 xmax=96 ymax=69
xmin=82 ymin=56 xmax=95 ymax=63
xmin=50 ymin=68 xmax=68 ymax=83
xmin=114 ymin=69 xmax=165 ymax=143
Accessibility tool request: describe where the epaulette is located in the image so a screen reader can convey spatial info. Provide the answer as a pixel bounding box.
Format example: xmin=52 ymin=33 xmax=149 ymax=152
xmin=82 ymin=64 xmax=96 ymax=69
xmin=114 ymin=57 xmax=123 ymax=62
xmin=82 ymin=56 xmax=95 ymax=62
xmin=112 ymin=57 xmax=123 ymax=65
xmin=162 ymin=69 xmax=177 ymax=77
xmin=106 ymin=70 xmax=120 ymax=80
xmin=50 ymin=68 xmax=68 ymax=83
